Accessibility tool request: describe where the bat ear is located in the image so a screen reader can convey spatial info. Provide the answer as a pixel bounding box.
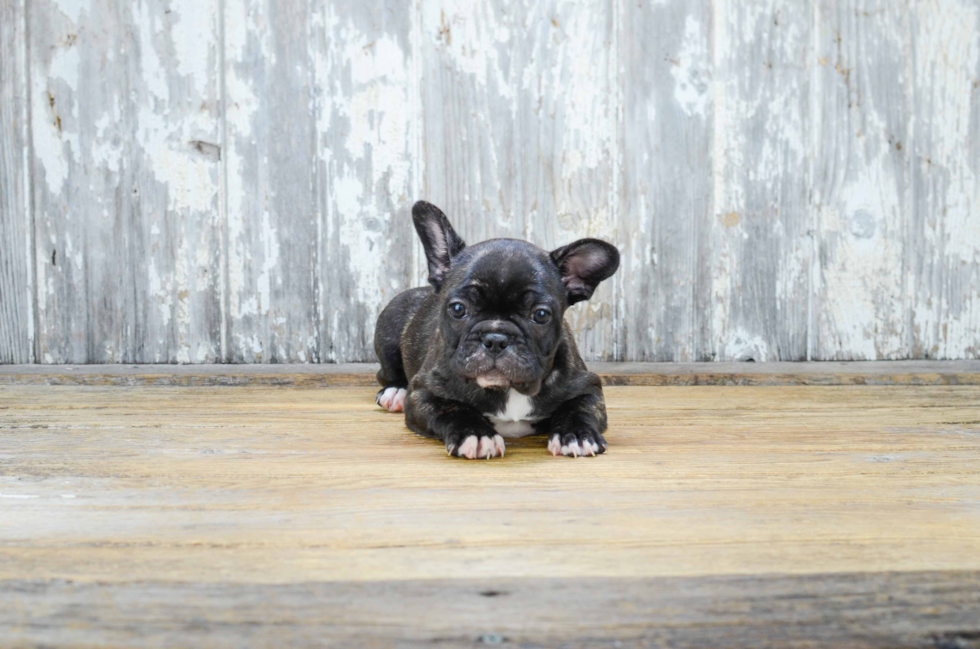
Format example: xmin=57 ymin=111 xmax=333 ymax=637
xmin=550 ymin=239 xmax=620 ymax=305
xmin=412 ymin=201 xmax=466 ymax=289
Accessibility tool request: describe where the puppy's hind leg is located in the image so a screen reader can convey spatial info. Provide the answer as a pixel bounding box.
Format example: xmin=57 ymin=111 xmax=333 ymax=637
xmin=374 ymin=287 xmax=431 ymax=413
xmin=375 ymin=342 xmax=408 ymax=413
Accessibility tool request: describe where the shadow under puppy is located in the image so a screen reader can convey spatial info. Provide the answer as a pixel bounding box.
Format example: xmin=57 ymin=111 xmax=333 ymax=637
xmin=374 ymin=201 xmax=620 ymax=460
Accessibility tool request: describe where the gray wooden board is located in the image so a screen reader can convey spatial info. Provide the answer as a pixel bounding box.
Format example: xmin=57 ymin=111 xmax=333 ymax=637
xmin=811 ymin=0 xmax=911 ymax=361
xmin=223 ymin=0 xmax=319 ymax=362
xmin=30 ymin=0 xmax=224 ymax=364
xmin=908 ymin=1 xmax=980 ymax=360
xmin=710 ymin=0 xmax=811 ymax=362
xmin=420 ymin=0 xmax=619 ymax=361
xmin=314 ymin=0 xmax=419 ymax=363
xmin=2 ymin=0 xmax=980 ymax=364
xmin=2 ymin=360 xmax=980 ymax=386
xmin=1 ymin=572 xmax=978 ymax=647
xmin=0 ymin=0 xmax=31 ymax=363
xmin=618 ymin=0 xmax=709 ymax=362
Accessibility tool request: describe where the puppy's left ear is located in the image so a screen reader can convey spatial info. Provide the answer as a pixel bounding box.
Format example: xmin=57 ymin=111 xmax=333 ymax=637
xmin=550 ymin=239 xmax=620 ymax=305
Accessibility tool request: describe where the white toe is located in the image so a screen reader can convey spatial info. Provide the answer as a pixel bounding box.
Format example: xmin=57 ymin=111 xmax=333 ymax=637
xmin=378 ymin=387 xmax=408 ymax=412
xmin=477 ymin=435 xmax=495 ymax=459
xmin=549 ymin=435 xmax=602 ymax=457
xmin=389 ymin=388 xmax=407 ymax=412
xmin=377 ymin=387 xmax=395 ymax=409
xmin=457 ymin=435 xmax=479 ymax=459
xmin=547 ymin=434 xmax=562 ymax=456
xmin=493 ymin=434 xmax=506 ymax=457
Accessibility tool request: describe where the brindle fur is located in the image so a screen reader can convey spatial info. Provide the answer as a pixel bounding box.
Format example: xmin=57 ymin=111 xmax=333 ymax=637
xmin=373 ymin=201 xmax=619 ymax=458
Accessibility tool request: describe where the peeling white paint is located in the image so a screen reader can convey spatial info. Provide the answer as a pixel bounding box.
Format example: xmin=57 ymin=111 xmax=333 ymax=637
xmin=812 ymin=0 xmax=913 ymax=360
xmin=169 ymin=0 xmax=217 ymax=90
xmin=342 ymin=34 xmax=411 ymax=200
xmin=47 ymin=39 xmax=80 ymax=91
xmin=51 ymin=0 xmax=84 ymax=23
xmin=671 ymin=15 xmax=709 ymax=117
xmin=710 ymin=0 xmax=732 ymax=358
xmin=89 ymin=111 xmax=122 ymax=174
xmin=133 ymin=3 xmax=169 ymax=102
xmin=256 ymin=211 xmax=279 ymax=315
xmin=550 ymin=0 xmax=614 ymax=184
xmin=909 ymin=0 xmax=980 ymax=358
xmin=223 ymin=1 xmax=260 ymax=328
xmin=32 ymin=42 xmax=80 ymax=195
xmin=422 ymin=1 xmax=516 ymax=101
xmin=15 ymin=0 xmax=980 ymax=364
xmin=723 ymin=328 xmax=771 ymax=362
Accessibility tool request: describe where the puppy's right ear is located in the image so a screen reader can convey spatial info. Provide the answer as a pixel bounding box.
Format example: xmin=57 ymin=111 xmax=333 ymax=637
xmin=412 ymin=201 xmax=466 ymax=289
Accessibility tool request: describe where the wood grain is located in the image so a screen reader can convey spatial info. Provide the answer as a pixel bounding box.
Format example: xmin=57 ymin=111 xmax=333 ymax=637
xmin=30 ymin=0 xmax=224 ymax=363
xmin=0 ymin=0 xmax=31 ymax=363
xmin=1 ymin=383 xmax=979 ymax=644
xmin=3 ymin=572 xmax=979 ymax=647
xmin=1 ymin=384 xmax=979 ymax=582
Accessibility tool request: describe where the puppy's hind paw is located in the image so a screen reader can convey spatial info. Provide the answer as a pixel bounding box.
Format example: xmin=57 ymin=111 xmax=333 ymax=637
xmin=376 ymin=387 xmax=408 ymax=413
xmin=548 ymin=431 xmax=607 ymax=458
xmin=447 ymin=434 xmax=505 ymax=460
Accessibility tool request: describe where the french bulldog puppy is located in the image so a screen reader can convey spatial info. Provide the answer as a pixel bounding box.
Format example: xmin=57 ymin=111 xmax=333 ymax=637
xmin=374 ymin=201 xmax=620 ymax=460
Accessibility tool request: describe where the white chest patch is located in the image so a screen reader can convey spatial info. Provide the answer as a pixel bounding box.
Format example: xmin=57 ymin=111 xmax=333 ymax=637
xmin=484 ymin=389 xmax=540 ymax=438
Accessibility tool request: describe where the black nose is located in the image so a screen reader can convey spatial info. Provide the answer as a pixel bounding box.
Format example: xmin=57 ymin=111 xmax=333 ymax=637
xmin=481 ymin=332 xmax=510 ymax=356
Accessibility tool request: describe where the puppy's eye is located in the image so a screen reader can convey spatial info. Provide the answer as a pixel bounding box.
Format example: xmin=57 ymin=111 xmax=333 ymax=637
xmin=532 ymin=308 xmax=551 ymax=325
xmin=448 ymin=302 xmax=468 ymax=319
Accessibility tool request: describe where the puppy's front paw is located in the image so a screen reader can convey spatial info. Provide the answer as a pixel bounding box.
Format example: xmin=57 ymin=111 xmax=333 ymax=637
xmin=376 ymin=387 xmax=408 ymax=413
xmin=547 ymin=430 xmax=607 ymax=457
xmin=446 ymin=433 xmax=506 ymax=460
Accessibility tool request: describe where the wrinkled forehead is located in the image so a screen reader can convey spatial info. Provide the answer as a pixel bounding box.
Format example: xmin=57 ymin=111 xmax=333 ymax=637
xmin=450 ymin=240 xmax=563 ymax=300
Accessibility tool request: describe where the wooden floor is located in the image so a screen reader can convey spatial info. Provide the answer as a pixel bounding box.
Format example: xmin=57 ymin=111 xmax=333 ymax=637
xmin=2 ymin=381 xmax=979 ymax=647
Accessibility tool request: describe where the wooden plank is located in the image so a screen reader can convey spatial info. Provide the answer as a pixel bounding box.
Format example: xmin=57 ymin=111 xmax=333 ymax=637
xmin=908 ymin=0 xmax=980 ymax=359
xmin=811 ymin=0 xmax=911 ymax=360
xmin=2 ymin=383 xmax=979 ymax=642
xmin=0 ymin=0 xmax=32 ymax=363
xmin=708 ymin=0 xmax=811 ymax=361
xmin=618 ymin=0 xmax=710 ymax=361
xmin=3 ymin=360 xmax=980 ymax=386
xmin=2 ymin=572 xmax=979 ymax=647
xmin=0 ymin=364 xmax=381 ymax=387
xmin=313 ymin=0 xmax=418 ymax=362
xmin=30 ymin=0 xmax=224 ymax=363
xmin=1 ymin=384 xmax=979 ymax=583
xmin=223 ymin=0 xmax=318 ymax=362
xmin=420 ymin=0 xmax=619 ymax=360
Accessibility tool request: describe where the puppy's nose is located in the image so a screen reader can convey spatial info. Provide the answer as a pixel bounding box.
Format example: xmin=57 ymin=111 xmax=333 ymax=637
xmin=481 ymin=332 xmax=510 ymax=356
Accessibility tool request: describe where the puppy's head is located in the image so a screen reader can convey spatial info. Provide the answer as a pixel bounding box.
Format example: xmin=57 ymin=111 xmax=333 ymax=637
xmin=413 ymin=201 xmax=619 ymax=395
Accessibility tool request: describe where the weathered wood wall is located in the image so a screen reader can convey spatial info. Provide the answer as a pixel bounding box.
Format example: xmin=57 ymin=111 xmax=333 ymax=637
xmin=1 ymin=0 xmax=978 ymax=363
